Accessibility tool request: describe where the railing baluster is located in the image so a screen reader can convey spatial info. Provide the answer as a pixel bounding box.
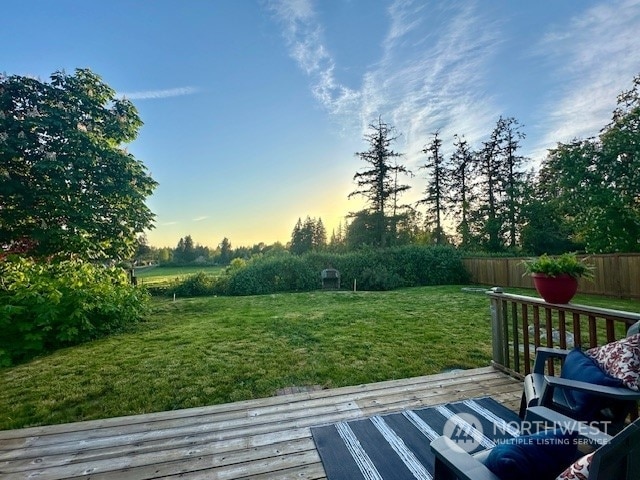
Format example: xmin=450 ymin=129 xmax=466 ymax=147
xmin=502 ymin=299 xmax=510 ymax=371
xmin=606 ymin=319 xmax=616 ymax=342
xmin=588 ymin=315 xmax=598 ymax=348
xmin=545 ymin=307 xmax=554 ymax=375
xmin=533 ymin=306 xmax=541 ymax=349
xmin=522 ymin=304 xmax=531 ymax=374
xmin=558 ymin=311 xmax=567 ymax=349
xmin=512 ymin=301 xmax=520 ymax=374
xmin=572 ymin=313 xmax=582 ymax=349
xmin=487 ymin=290 xmax=640 ymax=377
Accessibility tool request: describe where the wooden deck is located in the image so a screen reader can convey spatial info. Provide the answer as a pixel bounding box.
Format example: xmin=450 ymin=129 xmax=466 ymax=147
xmin=0 ymin=366 xmax=522 ymax=479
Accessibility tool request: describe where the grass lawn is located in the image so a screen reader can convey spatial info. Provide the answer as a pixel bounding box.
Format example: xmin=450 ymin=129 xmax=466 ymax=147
xmin=135 ymin=265 xmax=224 ymax=286
xmin=1 ymin=285 xmax=638 ymax=430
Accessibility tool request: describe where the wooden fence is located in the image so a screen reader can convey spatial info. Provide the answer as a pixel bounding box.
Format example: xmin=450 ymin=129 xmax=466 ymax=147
xmin=463 ymin=253 xmax=640 ymax=298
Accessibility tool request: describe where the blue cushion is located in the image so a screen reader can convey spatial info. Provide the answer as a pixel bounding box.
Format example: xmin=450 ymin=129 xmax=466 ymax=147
xmin=560 ymin=348 xmax=623 ymax=419
xmin=485 ymin=429 xmax=578 ymax=480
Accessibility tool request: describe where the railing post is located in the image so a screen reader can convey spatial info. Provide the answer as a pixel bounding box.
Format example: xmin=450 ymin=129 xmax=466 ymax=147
xmin=489 ymin=287 xmax=506 ymax=368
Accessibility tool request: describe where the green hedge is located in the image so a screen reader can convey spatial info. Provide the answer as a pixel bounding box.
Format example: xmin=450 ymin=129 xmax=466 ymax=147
xmin=224 ymin=255 xmax=319 ymax=296
xmin=163 ymin=245 xmax=469 ymax=297
xmin=305 ymin=245 xmax=469 ymax=291
xmin=168 ymin=271 xmax=219 ymax=297
xmin=0 ymin=257 xmax=149 ymax=366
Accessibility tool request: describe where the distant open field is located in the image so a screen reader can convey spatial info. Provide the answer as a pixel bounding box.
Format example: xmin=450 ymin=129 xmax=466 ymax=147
xmin=135 ymin=265 xmax=224 ymax=286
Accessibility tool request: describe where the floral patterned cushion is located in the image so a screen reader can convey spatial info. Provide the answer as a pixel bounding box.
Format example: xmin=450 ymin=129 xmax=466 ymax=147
xmin=556 ymin=452 xmax=593 ymax=479
xmin=586 ymin=333 xmax=640 ymax=391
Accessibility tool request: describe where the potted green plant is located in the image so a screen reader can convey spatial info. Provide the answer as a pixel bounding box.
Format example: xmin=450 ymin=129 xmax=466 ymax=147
xmin=522 ymin=253 xmax=594 ymax=303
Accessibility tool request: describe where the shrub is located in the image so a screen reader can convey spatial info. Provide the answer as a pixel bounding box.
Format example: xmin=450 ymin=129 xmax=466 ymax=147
xmin=358 ymin=265 xmax=404 ymax=291
xmin=306 ymin=245 xmax=468 ymax=291
xmin=0 ymin=256 xmax=149 ymax=366
xmin=225 ymin=255 xmax=319 ymax=296
xmin=220 ymin=245 xmax=469 ymax=295
xmin=149 ymin=246 xmax=469 ymax=297
xmin=168 ymin=272 xmax=219 ymax=297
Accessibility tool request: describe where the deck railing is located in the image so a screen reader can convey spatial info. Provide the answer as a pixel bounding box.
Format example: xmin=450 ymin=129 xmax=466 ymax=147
xmin=487 ymin=288 xmax=640 ymax=378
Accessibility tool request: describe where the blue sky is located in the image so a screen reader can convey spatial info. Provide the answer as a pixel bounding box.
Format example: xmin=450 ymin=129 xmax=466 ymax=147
xmin=3 ymin=0 xmax=640 ymax=248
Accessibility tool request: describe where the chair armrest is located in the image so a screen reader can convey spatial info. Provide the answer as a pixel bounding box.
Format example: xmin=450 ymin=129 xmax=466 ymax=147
xmin=430 ymin=436 xmax=501 ymax=480
xmin=532 ymin=347 xmax=571 ymax=374
xmin=541 ymin=376 xmax=640 ymax=405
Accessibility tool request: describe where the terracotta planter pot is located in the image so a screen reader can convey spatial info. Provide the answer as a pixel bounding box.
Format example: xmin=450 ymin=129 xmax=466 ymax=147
xmin=531 ymin=273 xmax=578 ymax=303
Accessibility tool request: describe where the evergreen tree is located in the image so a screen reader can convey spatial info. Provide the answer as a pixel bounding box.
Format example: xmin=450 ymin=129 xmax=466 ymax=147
xmin=476 ymin=125 xmax=503 ymax=251
xmin=289 ymin=218 xmax=306 ymax=255
xmin=313 ymin=218 xmax=327 ymax=250
xmin=473 ymin=117 xmax=528 ymax=252
xmin=175 ymin=237 xmax=186 ymax=261
xmin=495 ymin=117 xmax=528 ymax=249
xmin=183 ymin=235 xmax=195 ymax=262
xmin=417 ymin=131 xmax=448 ymax=245
xmin=447 ymin=135 xmax=477 ymax=248
xmin=289 ymin=216 xmax=325 ymax=254
xmin=219 ymin=237 xmax=232 ymax=265
xmin=349 ymin=117 xmax=411 ymax=246
xmin=174 ymin=235 xmax=196 ymax=263
xmin=329 ymin=220 xmax=346 ymax=252
xmin=345 ymin=210 xmax=377 ymax=249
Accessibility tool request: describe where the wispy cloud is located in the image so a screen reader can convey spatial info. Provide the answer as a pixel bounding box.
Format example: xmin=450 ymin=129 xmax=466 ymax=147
xmin=192 ymin=216 xmax=209 ymax=222
xmin=364 ymin=0 xmax=502 ymax=166
xmin=119 ymin=86 xmax=199 ymax=100
xmin=268 ymin=0 xmax=360 ymax=116
xmin=531 ymin=0 xmax=640 ymax=158
xmin=269 ymin=0 xmax=502 ymax=167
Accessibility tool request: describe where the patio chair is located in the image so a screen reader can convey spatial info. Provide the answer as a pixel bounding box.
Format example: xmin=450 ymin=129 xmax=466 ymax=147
xmin=519 ymin=323 xmax=640 ymax=429
xmin=430 ymin=407 xmax=640 ymax=480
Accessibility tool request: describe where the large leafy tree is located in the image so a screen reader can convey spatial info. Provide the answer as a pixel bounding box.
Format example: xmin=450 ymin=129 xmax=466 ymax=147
xmin=0 ymin=69 xmax=157 ymax=259
xmin=538 ymin=75 xmax=640 ymax=253
xmin=349 ymin=117 xmax=411 ymax=247
xmin=519 ymin=192 xmax=582 ymax=255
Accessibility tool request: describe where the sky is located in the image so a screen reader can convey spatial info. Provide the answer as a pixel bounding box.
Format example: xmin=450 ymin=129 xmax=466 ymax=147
xmin=3 ymin=0 xmax=640 ymax=249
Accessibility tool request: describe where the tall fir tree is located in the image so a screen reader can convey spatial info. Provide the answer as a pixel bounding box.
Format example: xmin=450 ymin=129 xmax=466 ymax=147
xmin=476 ymin=122 xmax=504 ymax=251
xmin=349 ymin=117 xmax=411 ymax=246
xmin=447 ymin=135 xmax=477 ymax=248
xmin=495 ymin=117 xmax=528 ymax=249
xmin=417 ymin=131 xmax=448 ymax=245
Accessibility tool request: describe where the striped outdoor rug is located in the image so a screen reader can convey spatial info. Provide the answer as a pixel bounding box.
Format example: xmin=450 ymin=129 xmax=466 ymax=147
xmin=311 ymin=397 xmax=522 ymax=480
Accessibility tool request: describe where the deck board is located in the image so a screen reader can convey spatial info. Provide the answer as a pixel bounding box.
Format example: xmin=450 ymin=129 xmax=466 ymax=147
xmin=0 ymin=366 xmax=522 ymax=479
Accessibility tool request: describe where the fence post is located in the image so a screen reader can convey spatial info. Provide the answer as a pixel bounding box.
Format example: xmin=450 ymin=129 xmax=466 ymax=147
xmin=489 ymin=287 xmax=506 ymax=368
